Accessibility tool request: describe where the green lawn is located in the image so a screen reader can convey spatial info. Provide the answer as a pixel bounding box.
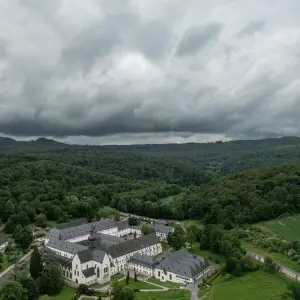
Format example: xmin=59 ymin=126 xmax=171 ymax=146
xmin=204 ymin=271 xmax=288 ymax=300
xmin=90 ymin=281 xmax=109 ymax=289
xmin=136 ymin=289 xmax=191 ymax=300
xmin=111 ymin=273 xmax=125 ymax=281
xmin=190 ymin=243 xmax=225 ymax=264
xmin=243 ymin=241 xmax=300 ymax=272
xmin=161 ymin=243 xmax=170 ymax=251
xmin=2 ymin=254 xmax=9 ymax=271
xmin=120 ymin=279 xmax=163 ymax=290
xmin=39 ymin=286 xmax=77 ymax=300
xmin=183 ymin=220 xmax=202 ymax=229
xmin=146 ymin=277 xmax=179 ymax=289
xmin=259 ymin=215 xmax=300 ymax=241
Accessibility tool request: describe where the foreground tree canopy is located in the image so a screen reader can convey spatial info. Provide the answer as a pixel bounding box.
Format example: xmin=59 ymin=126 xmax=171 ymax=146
xmin=0 ymin=137 xmax=300 ymax=227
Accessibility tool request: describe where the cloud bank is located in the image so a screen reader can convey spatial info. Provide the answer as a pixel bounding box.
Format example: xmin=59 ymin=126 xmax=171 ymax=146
xmin=0 ymin=0 xmax=300 ymax=144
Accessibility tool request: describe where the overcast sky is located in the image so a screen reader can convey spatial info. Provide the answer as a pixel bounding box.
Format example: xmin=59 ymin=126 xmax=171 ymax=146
xmin=1 ymin=0 xmax=300 ymax=145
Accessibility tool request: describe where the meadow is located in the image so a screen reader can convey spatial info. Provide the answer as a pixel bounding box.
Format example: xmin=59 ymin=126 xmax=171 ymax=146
xmin=258 ymin=214 xmax=300 ymax=241
xmin=201 ymin=271 xmax=289 ymax=300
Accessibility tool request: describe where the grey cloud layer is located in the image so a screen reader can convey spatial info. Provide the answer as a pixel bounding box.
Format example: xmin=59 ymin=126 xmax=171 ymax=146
xmin=1 ymin=0 xmax=300 ymax=141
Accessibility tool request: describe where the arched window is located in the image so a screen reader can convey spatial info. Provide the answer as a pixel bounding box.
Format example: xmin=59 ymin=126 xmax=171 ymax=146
xmin=97 ymin=267 xmax=100 ymax=278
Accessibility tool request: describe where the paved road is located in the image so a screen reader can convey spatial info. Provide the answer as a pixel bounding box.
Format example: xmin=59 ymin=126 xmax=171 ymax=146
xmin=0 ymin=250 xmax=33 ymax=286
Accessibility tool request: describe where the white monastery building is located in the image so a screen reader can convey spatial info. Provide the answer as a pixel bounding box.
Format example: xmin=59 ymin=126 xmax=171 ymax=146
xmin=45 ymin=218 xmax=211 ymax=286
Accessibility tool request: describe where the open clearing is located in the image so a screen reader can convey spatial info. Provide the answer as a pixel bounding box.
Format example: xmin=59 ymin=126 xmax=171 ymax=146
xmin=183 ymin=220 xmax=202 ymax=229
xmin=259 ymin=214 xmax=300 ymax=241
xmin=201 ymin=271 xmax=289 ymax=300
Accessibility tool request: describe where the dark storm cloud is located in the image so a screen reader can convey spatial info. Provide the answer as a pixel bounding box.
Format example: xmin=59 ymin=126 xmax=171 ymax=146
xmin=176 ymin=23 xmax=224 ymax=56
xmin=0 ymin=0 xmax=300 ymax=143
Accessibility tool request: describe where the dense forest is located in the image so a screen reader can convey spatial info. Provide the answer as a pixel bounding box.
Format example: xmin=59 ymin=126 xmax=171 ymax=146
xmin=1 ymin=136 xmax=300 ymax=229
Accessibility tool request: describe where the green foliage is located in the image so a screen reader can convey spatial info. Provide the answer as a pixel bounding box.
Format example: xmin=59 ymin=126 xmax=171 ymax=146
xmin=168 ymin=226 xmax=186 ymax=250
xmin=119 ymin=287 xmax=135 ymax=300
xmin=126 ymin=271 xmax=130 ymax=285
xmin=141 ymin=225 xmax=150 ymax=235
xmin=134 ymin=272 xmax=137 ymax=282
xmin=37 ymin=263 xmax=63 ymax=296
xmin=128 ymin=217 xmax=139 ymax=226
xmin=34 ymin=214 xmax=47 ymax=228
xmin=0 ymin=280 xmax=27 ymax=300
xmin=30 ymin=248 xmax=43 ymax=280
xmin=14 ymin=225 xmax=33 ymax=250
xmin=19 ymin=276 xmax=40 ymax=300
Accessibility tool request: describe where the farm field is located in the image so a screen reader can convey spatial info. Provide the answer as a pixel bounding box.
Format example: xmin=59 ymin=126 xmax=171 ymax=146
xmin=258 ymin=214 xmax=300 ymax=241
xmin=136 ymin=289 xmax=190 ymax=300
xmin=242 ymin=241 xmax=300 ymax=272
xmin=201 ymin=271 xmax=289 ymax=300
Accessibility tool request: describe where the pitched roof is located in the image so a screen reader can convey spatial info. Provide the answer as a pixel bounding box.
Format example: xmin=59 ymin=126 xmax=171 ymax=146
xmin=82 ymin=267 xmax=95 ymax=278
xmin=102 ymin=233 xmax=160 ymax=258
xmin=149 ymin=224 xmax=174 ymax=234
xmin=129 ymin=253 xmax=157 ymax=268
xmin=78 ymin=233 xmax=124 ymax=247
xmin=156 ymin=248 xmax=210 ymax=279
xmin=47 ymin=238 xmax=87 ymax=254
xmin=58 ymin=219 xmax=118 ymax=240
xmin=117 ymin=220 xmax=130 ymax=231
xmin=77 ymin=249 xmax=106 ymax=263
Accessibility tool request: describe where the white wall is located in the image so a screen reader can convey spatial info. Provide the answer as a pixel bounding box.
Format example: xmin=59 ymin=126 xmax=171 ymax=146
xmin=46 ymin=245 xmax=74 ymax=259
xmin=0 ymin=242 xmax=8 ymax=252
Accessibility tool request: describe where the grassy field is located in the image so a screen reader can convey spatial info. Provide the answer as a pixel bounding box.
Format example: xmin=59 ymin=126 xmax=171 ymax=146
xmin=243 ymin=241 xmax=300 ymax=272
xmin=120 ymin=279 xmax=163 ymax=290
xmin=136 ymin=289 xmax=190 ymax=300
xmin=201 ymin=271 xmax=289 ymax=300
xmin=259 ymin=215 xmax=300 ymax=241
xmin=183 ymin=220 xmax=202 ymax=229
xmin=111 ymin=273 xmax=125 ymax=281
xmin=90 ymin=281 xmax=109 ymax=289
xmin=190 ymin=243 xmax=225 ymax=264
xmin=146 ymin=277 xmax=179 ymax=288
xmin=39 ymin=286 xmax=77 ymax=300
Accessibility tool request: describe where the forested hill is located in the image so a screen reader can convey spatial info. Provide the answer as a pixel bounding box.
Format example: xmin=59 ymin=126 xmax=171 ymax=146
xmin=1 ymin=136 xmax=300 ymax=229
xmin=1 ymin=136 xmax=300 ymax=175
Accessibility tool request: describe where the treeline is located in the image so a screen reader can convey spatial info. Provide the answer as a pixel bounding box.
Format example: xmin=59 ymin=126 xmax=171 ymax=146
xmin=1 ymin=137 xmax=300 ymax=227
xmin=111 ymin=163 xmax=300 ymax=225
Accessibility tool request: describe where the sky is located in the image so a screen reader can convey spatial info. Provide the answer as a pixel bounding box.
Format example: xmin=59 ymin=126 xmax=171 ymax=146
xmin=1 ymin=0 xmax=300 ymax=145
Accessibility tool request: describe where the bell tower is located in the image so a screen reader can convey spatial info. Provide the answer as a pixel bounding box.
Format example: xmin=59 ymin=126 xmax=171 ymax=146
xmin=88 ymin=225 xmax=96 ymax=249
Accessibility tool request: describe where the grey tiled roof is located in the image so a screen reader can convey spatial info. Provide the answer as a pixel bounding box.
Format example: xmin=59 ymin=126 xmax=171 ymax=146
xmin=47 ymin=238 xmax=87 ymax=254
xmin=117 ymin=220 xmax=130 ymax=231
xmin=56 ymin=218 xmax=87 ymax=229
xmin=58 ymin=219 xmax=118 ymax=240
xmin=102 ymin=233 xmax=160 ymax=258
xmin=129 ymin=253 xmax=157 ymax=268
xmin=82 ymin=267 xmax=96 ymax=278
xmin=156 ymin=248 xmax=210 ymax=279
xmin=149 ymin=224 xmax=174 ymax=234
xmin=77 ymin=249 xmax=106 ymax=263
xmin=46 ymin=228 xmax=61 ymax=240
xmin=78 ymin=233 xmax=124 ymax=247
